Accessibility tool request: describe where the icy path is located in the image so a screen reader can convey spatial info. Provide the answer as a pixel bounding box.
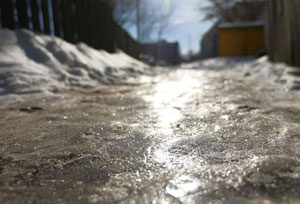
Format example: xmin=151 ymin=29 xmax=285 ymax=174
xmin=0 ymin=65 xmax=300 ymax=204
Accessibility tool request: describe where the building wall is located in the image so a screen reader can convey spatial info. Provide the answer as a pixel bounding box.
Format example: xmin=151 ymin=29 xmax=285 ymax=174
xmin=140 ymin=42 xmax=181 ymax=66
xmin=218 ymin=26 xmax=265 ymax=57
xmin=266 ymin=0 xmax=300 ymax=66
xmin=200 ymin=22 xmax=219 ymax=59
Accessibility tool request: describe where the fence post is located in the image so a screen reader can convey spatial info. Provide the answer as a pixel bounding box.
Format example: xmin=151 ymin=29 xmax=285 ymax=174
xmin=16 ymin=0 xmax=29 ymax=29
xmin=0 ymin=0 xmax=15 ymax=29
xmin=29 ymin=0 xmax=41 ymax=32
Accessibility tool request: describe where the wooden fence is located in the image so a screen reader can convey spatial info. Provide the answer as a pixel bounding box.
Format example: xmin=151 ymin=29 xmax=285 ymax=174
xmin=266 ymin=0 xmax=300 ymax=67
xmin=0 ymin=0 xmax=139 ymax=58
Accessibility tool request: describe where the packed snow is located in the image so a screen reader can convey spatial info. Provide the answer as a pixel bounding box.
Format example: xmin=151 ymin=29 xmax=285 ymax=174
xmin=0 ymin=29 xmax=149 ymax=102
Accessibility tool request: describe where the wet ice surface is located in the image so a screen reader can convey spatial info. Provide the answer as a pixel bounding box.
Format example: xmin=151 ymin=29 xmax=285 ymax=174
xmin=0 ymin=64 xmax=300 ymax=204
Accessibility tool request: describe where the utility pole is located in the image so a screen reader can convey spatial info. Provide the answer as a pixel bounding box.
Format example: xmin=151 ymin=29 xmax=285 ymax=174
xmin=188 ymin=35 xmax=192 ymax=57
xmin=136 ymin=0 xmax=141 ymax=42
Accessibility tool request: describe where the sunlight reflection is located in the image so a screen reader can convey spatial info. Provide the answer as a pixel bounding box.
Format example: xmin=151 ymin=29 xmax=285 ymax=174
xmin=166 ymin=175 xmax=206 ymax=198
xmin=143 ymin=71 xmax=209 ymax=201
xmin=144 ymin=72 xmax=200 ymax=136
xmin=157 ymin=108 xmax=182 ymax=135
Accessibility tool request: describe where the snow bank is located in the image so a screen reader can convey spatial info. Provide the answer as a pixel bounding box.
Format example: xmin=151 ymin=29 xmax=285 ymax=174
xmin=0 ymin=29 xmax=149 ymax=97
xmin=182 ymin=56 xmax=300 ymax=91
xmin=244 ymin=56 xmax=300 ymax=91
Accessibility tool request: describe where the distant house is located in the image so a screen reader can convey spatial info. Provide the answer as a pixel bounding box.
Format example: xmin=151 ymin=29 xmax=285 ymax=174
xmin=266 ymin=0 xmax=300 ymax=67
xmin=200 ymin=0 xmax=266 ymax=58
xmin=140 ymin=41 xmax=181 ymax=66
xmin=218 ymin=21 xmax=265 ymax=57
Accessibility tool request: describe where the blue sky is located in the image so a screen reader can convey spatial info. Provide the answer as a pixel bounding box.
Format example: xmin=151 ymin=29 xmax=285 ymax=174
xmin=127 ymin=0 xmax=214 ymax=55
xmin=163 ymin=0 xmax=214 ymax=55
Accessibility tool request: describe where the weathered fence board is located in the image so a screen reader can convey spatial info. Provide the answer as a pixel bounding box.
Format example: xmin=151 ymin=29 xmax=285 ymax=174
xmin=51 ymin=0 xmax=62 ymax=37
xmin=74 ymin=0 xmax=84 ymax=43
xmin=0 ymin=0 xmax=140 ymax=58
xmin=266 ymin=0 xmax=300 ymax=67
xmin=77 ymin=0 xmax=92 ymax=45
xmin=90 ymin=0 xmax=100 ymax=48
xmin=30 ymin=0 xmax=41 ymax=32
xmin=98 ymin=0 xmax=114 ymax=52
xmin=61 ymin=0 xmax=77 ymax=43
xmin=16 ymin=0 xmax=29 ymax=29
xmin=41 ymin=0 xmax=51 ymax=34
xmin=115 ymin=23 xmax=139 ymax=58
xmin=0 ymin=0 xmax=15 ymax=29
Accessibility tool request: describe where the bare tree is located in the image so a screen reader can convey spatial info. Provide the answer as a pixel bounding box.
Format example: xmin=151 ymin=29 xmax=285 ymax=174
xmin=139 ymin=0 xmax=174 ymax=42
xmin=200 ymin=0 xmax=265 ymax=22
xmin=112 ymin=0 xmax=174 ymax=42
xmin=112 ymin=0 xmax=136 ymax=29
xmin=138 ymin=1 xmax=158 ymax=42
xmin=199 ymin=0 xmax=235 ymax=21
xmin=155 ymin=0 xmax=175 ymax=41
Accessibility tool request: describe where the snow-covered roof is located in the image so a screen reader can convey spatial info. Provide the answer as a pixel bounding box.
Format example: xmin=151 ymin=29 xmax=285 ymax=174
xmin=219 ymin=21 xmax=264 ymax=29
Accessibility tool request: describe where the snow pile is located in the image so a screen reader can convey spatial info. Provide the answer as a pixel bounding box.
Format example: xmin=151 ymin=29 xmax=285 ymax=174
xmin=181 ymin=57 xmax=254 ymax=71
xmin=183 ymin=56 xmax=300 ymax=91
xmin=244 ymin=56 xmax=300 ymax=90
xmin=0 ymin=29 xmax=149 ymax=96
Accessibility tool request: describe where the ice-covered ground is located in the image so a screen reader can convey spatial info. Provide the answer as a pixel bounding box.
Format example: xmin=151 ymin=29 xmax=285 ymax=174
xmin=1 ymin=61 xmax=299 ymax=203
xmin=0 ymin=29 xmax=150 ymax=104
xmin=1 ymin=31 xmax=300 ymax=203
